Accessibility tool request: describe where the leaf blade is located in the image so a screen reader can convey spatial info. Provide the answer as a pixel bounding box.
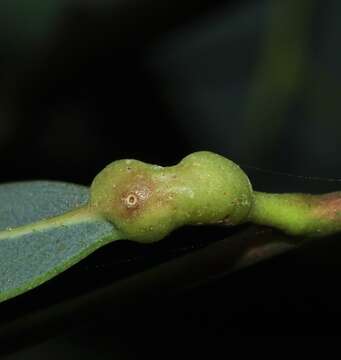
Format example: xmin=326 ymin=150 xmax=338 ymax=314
xmin=0 ymin=218 xmax=121 ymax=303
xmin=0 ymin=181 xmax=122 ymax=303
xmin=0 ymin=181 xmax=89 ymax=230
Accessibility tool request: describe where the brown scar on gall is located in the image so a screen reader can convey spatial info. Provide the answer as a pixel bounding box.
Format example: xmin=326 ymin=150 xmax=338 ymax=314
xmin=116 ymin=172 xmax=156 ymax=219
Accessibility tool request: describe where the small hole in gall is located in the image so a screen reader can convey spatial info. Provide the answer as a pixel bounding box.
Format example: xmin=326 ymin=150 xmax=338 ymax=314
xmin=124 ymin=194 xmax=138 ymax=208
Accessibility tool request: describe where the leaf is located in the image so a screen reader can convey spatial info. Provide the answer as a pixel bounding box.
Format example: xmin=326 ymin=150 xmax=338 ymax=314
xmin=0 ymin=181 xmax=122 ymax=303
xmin=0 ymin=181 xmax=89 ymax=230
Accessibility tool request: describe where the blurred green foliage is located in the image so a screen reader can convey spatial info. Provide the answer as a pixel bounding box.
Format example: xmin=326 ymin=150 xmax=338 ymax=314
xmin=0 ymin=0 xmax=341 ymax=183
xmin=244 ymin=0 xmax=316 ymax=157
xmin=0 ymin=0 xmax=66 ymax=51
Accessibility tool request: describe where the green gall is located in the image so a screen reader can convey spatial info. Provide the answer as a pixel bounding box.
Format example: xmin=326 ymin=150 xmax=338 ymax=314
xmin=90 ymin=151 xmax=253 ymax=243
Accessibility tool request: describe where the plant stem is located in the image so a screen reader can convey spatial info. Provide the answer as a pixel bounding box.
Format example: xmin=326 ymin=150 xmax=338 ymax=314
xmin=248 ymin=191 xmax=341 ymax=237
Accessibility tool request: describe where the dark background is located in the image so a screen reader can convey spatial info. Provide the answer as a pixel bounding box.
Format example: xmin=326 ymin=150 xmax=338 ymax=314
xmin=1 ymin=0 xmax=341 ymax=355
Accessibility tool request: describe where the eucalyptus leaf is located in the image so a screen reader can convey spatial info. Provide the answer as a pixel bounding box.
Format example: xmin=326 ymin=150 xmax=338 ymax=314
xmin=0 ymin=181 xmax=122 ymax=303
xmin=0 ymin=181 xmax=88 ymax=230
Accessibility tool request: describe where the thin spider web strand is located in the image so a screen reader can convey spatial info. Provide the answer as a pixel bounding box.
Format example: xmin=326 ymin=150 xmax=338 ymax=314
xmin=240 ymin=164 xmax=341 ymax=183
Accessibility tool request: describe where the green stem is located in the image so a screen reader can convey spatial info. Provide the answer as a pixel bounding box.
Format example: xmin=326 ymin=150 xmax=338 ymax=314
xmin=248 ymin=191 xmax=341 ymax=237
